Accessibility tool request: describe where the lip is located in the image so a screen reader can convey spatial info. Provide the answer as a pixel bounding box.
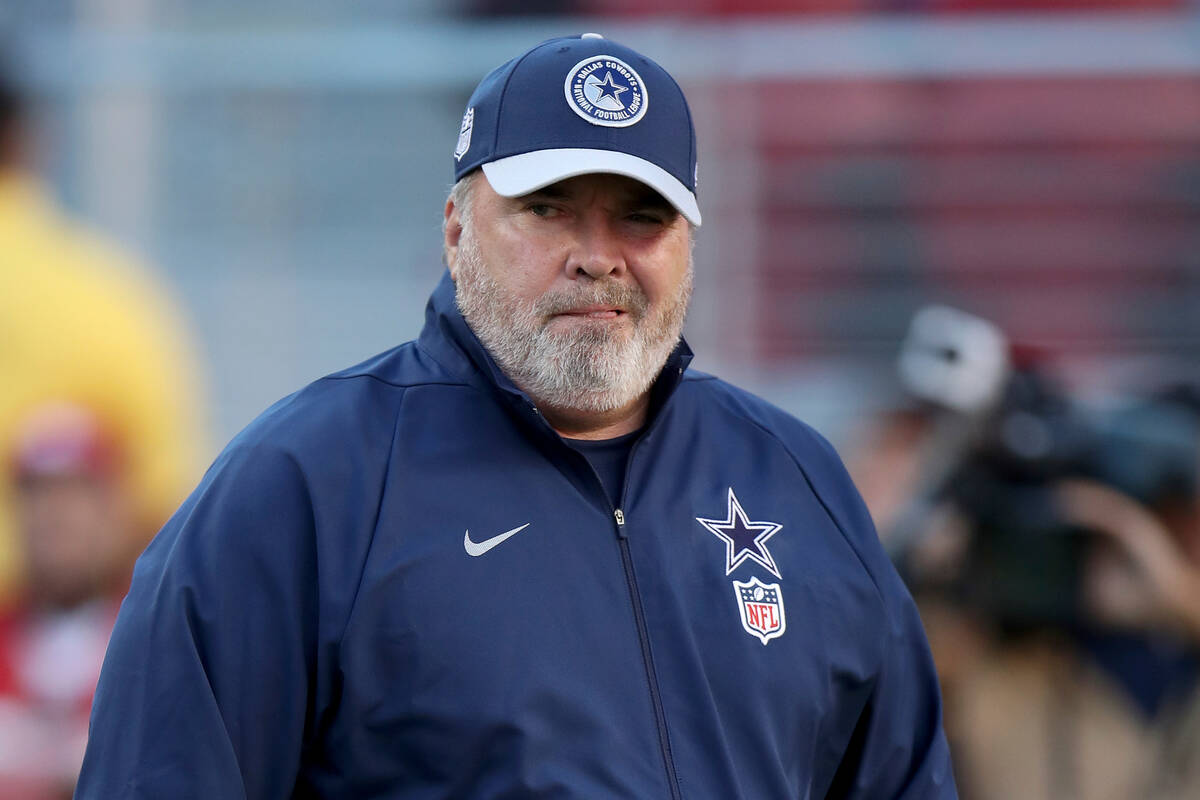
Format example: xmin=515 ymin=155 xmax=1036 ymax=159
xmin=555 ymin=305 xmax=625 ymax=319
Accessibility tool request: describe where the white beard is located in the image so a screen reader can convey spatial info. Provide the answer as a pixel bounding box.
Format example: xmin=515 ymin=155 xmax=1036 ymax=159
xmin=454 ymin=229 xmax=692 ymax=415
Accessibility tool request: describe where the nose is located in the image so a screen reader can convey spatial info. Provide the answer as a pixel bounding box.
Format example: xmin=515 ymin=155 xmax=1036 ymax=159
xmin=565 ymin=216 xmax=626 ymax=280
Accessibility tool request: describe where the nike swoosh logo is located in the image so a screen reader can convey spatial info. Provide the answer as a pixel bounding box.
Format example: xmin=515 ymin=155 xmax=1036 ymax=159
xmin=464 ymin=523 xmax=531 ymax=557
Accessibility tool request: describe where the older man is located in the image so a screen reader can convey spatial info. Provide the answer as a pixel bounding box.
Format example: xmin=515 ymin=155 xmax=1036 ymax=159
xmin=78 ymin=35 xmax=956 ymax=799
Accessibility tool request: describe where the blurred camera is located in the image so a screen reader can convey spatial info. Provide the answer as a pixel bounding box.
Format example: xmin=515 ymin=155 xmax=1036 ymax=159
xmin=892 ymin=307 xmax=1199 ymax=633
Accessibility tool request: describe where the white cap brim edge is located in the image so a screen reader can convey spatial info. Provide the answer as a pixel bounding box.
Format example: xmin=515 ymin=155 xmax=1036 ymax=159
xmin=482 ymin=148 xmax=701 ymax=226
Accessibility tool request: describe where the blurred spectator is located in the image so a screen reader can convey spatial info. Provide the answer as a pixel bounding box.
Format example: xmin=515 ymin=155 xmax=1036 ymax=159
xmin=0 ymin=404 xmax=137 ymax=799
xmin=933 ymin=467 xmax=1200 ymax=800
xmin=853 ymin=359 xmax=1200 ymax=799
xmin=0 ymin=49 xmax=207 ymax=608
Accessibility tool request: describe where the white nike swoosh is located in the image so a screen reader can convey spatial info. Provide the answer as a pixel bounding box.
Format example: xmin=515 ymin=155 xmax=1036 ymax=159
xmin=464 ymin=523 xmax=531 ymax=557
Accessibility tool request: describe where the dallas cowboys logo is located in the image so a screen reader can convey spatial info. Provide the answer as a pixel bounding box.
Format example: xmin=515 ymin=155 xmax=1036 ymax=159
xmin=564 ymin=55 xmax=647 ymax=128
xmin=696 ymin=488 xmax=784 ymax=579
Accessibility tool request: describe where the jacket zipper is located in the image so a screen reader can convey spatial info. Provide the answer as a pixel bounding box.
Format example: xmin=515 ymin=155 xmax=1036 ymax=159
xmin=613 ymin=509 xmax=684 ymax=800
xmin=549 ymin=413 xmax=684 ymax=799
xmin=615 ymin=432 xmax=683 ymax=800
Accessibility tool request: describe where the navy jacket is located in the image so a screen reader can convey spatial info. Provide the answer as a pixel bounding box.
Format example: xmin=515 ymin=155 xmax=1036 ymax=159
xmin=77 ymin=274 xmax=956 ymax=799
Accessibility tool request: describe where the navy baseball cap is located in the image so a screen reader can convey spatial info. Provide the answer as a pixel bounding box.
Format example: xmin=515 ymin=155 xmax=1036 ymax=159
xmin=453 ymin=33 xmax=701 ymax=226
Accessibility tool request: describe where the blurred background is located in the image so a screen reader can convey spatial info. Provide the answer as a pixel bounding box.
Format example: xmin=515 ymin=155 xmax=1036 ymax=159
xmin=1 ymin=0 xmax=1199 ymax=798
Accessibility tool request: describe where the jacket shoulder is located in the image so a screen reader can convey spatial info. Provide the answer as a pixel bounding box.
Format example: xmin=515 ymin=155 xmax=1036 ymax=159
xmin=227 ymin=340 xmax=465 ymax=460
xmin=679 ymin=371 xmax=846 ymax=473
xmin=324 ymin=339 xmax=469 ymax=389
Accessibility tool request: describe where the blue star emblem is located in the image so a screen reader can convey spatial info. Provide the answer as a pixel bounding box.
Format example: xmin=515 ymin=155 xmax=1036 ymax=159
xmin=590 ymin=71 xmax=629 ymax=106
xmin=696 ymin=488 xmax=783 ymax=579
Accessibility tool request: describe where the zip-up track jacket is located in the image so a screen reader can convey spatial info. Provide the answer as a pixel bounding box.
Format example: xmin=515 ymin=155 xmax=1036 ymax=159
xmin=77 ymin=274 xmax=957 ymax=799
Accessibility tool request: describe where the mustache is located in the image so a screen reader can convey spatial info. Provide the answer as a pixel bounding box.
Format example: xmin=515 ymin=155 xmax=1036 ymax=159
xmin=533 ymin=281 xmax=649 ymax=319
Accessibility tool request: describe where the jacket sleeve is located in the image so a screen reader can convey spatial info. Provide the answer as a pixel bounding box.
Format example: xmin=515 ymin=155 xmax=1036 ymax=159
xmin=825 ymin=567 xmax=958 ymax=799
xmin=74 ymin=443 xmax=319 ymax=800
xmin=800 ymin=430 xmax=958 ymax=800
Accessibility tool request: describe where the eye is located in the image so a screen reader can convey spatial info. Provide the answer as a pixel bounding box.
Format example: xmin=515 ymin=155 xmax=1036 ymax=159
xmin=627 ymin=210 xmax=669 ymax=227
xmin=527 ymin=203 xmax=561 ymax=218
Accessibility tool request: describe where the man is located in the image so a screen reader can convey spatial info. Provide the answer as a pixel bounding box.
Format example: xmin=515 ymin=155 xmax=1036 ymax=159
xmin=0 ymin=48 xmax=206 ymax=608
xmin=0 ymin=404 xmax=137 ymax=799
xmin=78 ymin=35 xmax=956 ymax=799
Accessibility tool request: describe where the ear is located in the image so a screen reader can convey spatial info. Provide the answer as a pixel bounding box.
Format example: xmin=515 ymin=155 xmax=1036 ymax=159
xmin=444 ymin=197 xmax=464 ymax=280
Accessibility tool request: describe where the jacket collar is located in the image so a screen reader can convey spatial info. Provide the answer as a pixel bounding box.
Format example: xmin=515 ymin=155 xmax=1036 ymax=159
xmin=417 ymin=271 xmax=694 ymax=423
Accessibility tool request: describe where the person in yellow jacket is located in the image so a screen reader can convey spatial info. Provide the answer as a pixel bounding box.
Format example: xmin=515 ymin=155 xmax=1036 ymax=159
xmin=0 ymin=60 xmax=207 ymax=608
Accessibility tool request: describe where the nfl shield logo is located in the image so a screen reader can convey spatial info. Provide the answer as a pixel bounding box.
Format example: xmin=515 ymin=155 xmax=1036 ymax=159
xmin=733 ymin=577 xmax=786 ymax=645
xmin=454 ymin=107 xmax=474 ymax=161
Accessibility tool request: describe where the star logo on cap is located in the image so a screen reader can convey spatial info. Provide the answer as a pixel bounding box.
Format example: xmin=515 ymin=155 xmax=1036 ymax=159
xmin=564 ymin=54 xmax=647 ymax=128
xmin=589 ymin=71 xmax=629 ymax=107
xmin=696 ymin=488 xmax=784 ymax=579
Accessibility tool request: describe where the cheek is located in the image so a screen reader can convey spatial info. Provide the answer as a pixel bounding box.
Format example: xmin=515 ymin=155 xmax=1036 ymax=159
xmin=490 ymin=236 xmax=565 ymax=297
xmin=639 ymin=251 xmax=691 ymax=308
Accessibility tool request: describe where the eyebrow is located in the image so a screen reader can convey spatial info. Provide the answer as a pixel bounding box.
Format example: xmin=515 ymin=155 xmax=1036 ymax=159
xmin=630 ymin=189 xmax=675 ymax=213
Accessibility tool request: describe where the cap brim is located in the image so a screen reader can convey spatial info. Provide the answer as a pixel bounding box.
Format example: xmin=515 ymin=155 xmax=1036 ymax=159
xmin=481 ymin=148 xmax=701 ymax=226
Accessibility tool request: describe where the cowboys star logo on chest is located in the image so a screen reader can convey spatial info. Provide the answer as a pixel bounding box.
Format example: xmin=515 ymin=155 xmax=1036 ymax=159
xmin=696 ymin=487 xmax=783 ymax=579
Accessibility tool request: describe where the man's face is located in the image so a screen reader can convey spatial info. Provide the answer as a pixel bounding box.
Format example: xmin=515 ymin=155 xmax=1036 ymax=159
xmin=447 ymin=172 xmax=693 ymax=417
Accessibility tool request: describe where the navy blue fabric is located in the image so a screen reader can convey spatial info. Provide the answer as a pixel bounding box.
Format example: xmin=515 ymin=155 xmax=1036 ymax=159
xmin=565 ymin=430 xmax=639 ymax=510
xmin=77 ymin=272 xmax=957 ymax=799
xmin=1077 ymin=628 xmax=1199 ymax=719
xmin=453 ymin=35 xmax=697 ymax=193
